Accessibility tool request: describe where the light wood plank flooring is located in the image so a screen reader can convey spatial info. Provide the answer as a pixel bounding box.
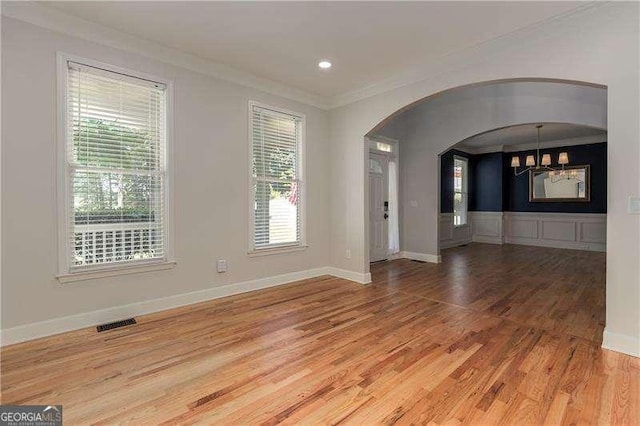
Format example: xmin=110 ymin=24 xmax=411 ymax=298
xmin=1 ymin=243 xmax=638 ymax=424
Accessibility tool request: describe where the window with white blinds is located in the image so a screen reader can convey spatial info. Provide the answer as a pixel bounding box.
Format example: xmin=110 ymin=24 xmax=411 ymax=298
xmin=63 ymin=60 xmax=168 ymax=271
xmin=250 ymin=103 xmax=304 ymax=251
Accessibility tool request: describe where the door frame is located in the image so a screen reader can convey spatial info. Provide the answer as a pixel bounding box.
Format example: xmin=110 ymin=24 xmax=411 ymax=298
xmin=367 ymin=136 xmax=400 ymax=263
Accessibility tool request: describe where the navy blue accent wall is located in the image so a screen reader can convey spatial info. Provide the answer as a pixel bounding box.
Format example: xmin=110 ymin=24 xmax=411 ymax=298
xmin=440 ymin=142 xmax=607 ymax=214
xmin=506 ymin=142 xmax=607 ymax=213
xmin=440 ymin=149 xmax=470 ymax=213
xmin=469 ymin=152 xmax=504 ymax=211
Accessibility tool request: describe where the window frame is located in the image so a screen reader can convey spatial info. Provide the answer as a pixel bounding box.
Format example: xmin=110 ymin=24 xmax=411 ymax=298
xmin=453 ymin=155 xmax=469 ymax=227
xmin=247 ymin=101 xmax=306 ymax=256
xmin=56 ymin=53 xmax=175 ymax=282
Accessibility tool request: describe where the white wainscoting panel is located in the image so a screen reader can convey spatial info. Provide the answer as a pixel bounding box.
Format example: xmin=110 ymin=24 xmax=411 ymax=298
xmin=504 ymin=212 xmax=606 ymax=252
xmin=540 ymin=220 xmax=576 ymax=242
xmin=470 ymin=212 xmax=504 ymax=244
xmin=439 ymin=213 xmax=471 ymax=249
xmin=581 ymin=221 xmax=607 ymax=243
xmin=506 ymin=216 xmax=539 ymax=239
xmin=439 ymin=211 xmax=606 ymax=252
xmin=439 ymin=214 xmax=454 ymax=242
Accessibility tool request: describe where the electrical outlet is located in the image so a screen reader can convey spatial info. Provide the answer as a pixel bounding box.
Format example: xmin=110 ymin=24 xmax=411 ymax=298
xmin=409 ymin=200 xmax=418 ymax=208
xmin=217 ymin=259 xmax=227 ymax=273
xmin=345 ymin=249 xmax=351 ymax=260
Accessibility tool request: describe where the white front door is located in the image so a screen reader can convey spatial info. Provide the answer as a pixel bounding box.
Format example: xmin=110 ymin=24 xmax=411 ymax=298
xmin=369 ymin=152 xmax=389 ymax=262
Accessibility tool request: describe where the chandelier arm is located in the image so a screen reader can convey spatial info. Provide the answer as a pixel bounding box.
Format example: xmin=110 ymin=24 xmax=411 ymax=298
xmin=537 ymin=126 xmax=540 ymax=167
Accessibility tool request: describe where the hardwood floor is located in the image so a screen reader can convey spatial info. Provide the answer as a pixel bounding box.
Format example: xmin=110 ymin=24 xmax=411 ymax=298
xmin=1 ymin=244 xmax=637 ymax=425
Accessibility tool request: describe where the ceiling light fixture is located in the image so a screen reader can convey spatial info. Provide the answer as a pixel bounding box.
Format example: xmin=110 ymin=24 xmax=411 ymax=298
xmin=511 ymin=125 xmax=569 ymax=177
xmin=318 ymin=60 xmax=332 ymax=69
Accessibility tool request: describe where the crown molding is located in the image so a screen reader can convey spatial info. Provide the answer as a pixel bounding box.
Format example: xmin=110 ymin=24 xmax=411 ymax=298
xmin=503 ymin=134 xmax=607 ymax=153
xmin=327 ymin=2 xmax=608 ymax=109
xmin=460 ymin=134 xmax=607 ymax=155
xmin=460 ymin=145 xmax=505 ymax=155
xmin=0 ymin=2 xmax=331 ymax=110
xmin=1 ymin=1 xmax=614 ymax=111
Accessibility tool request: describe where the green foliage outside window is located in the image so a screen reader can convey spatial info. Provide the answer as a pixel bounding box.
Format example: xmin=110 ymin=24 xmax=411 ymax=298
xmin=73 ymin=118 xmax=160 ymax=223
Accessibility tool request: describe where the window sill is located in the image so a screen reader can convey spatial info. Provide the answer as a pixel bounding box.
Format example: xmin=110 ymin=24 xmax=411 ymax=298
xmin=248 ymin=245 xmax=308 ymax=257
xmin=58 ymin=261 xmax=176 ymax=284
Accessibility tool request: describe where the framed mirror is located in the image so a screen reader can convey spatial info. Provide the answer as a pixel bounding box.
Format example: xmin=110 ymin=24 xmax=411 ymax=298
xmin=529 ymin=165 xmax=590 ymax=202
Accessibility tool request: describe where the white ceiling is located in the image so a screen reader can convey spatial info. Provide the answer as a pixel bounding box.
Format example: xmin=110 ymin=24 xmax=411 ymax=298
xmin=457 ymin=123 xmax=606 ymax=151
xmin=44 ymin=1 xmax=584 ymax=99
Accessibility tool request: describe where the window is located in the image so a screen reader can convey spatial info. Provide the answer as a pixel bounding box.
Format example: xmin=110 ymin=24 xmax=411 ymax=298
xmin=61 ymin=59 xmax=170 ymax=273
xmin=376 ymin=141 xmax=392 ymax=152
xmin=453 ymin=156 xmax=468 ymax=226
xmin=369 ymin=158 xmax=383 ymax=174
xmin=250 ymin=103 xmax=305 ymax=251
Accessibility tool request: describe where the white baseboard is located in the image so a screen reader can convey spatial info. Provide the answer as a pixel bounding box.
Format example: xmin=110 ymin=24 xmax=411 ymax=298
xmin=503 ymin=236 xmax=605 ymax=252
xmin=439 ymin=239 xmax=472 ymax=250
xmin=602 ymin=328 xmax=640 ymax=358
xmin=401 ymin=251 xmax=441 ymax=264
xmin=325 ymin=267 xmax=372 ymax=285
xmin=472 ymin=235 xmax=504 ymax=244
xmin=1 ymin=266 xmax=367 ymax=347
xmin=388 ymin=252 xmax=403 ymax=260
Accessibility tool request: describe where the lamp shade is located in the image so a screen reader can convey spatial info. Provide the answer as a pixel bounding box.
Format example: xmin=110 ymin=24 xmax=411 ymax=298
xmin=511 ymin=156 xmax=520 ymax=168
xmin=541 ymin=154 xmax=551 ymax=166
xmin=558 ymin=152 xmax=569 ymax=165
xmin=525 ymin=155 xmax=536 ymax=167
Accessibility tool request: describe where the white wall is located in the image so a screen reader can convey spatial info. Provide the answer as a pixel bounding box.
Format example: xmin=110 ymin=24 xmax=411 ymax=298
xmin=1 ymin=17 xmax=330 ymax=330
xmin=329 ymin=3 xmax=639 ymax=356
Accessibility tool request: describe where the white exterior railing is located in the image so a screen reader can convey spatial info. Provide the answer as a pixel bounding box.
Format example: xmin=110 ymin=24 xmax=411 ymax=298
xmin=73 ymin=222 xmax=162 ymax=267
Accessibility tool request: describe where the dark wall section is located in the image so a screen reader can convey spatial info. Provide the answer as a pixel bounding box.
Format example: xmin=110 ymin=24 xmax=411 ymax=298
xmin=440 ymin=142 xmax=607 ymax=214
xmin=470 ymin=152 xmax=504 ymax=211
xmin=505 ymin=142 xmax=607 ymax=213
xmin=440 ymin=149 xmax=471 ymax=213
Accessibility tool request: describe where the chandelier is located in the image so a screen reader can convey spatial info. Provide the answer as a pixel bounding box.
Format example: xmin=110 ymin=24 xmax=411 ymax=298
xmin=511 ymin=125 xmax=569 ymax=176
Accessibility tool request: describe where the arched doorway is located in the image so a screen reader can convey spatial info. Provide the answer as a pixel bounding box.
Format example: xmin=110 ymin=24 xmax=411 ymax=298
xmin=327 ymin=1 xmax=637 ymax=359
xmin=363 ymin=79 xmax=606 ymax=267
xmin=362 ymin=79 xmax=610 ymax=347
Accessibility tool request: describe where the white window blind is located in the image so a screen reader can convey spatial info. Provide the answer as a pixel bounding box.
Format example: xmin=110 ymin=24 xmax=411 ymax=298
xmin=65 ymin=61 xmax=167 ymax=270
xmin=251 ymin=104 xmax=304 ymax=250
xmin=453 ymin=156 xmax=468 ymax=226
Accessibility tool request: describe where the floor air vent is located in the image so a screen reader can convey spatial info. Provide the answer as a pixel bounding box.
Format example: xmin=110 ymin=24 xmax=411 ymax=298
xmin=411 ymin=260 xmax=426 ymax=263
xmin=97 ymin=318 xmax=137 ymax=332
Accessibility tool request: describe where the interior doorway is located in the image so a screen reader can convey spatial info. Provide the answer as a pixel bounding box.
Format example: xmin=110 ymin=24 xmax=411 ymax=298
xmin=368 ymin=137 xmax=400 ymax=262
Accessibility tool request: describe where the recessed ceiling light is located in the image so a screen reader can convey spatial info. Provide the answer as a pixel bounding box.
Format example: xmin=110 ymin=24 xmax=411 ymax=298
xmin=318 ymin=60 xmax=332 ymax=69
